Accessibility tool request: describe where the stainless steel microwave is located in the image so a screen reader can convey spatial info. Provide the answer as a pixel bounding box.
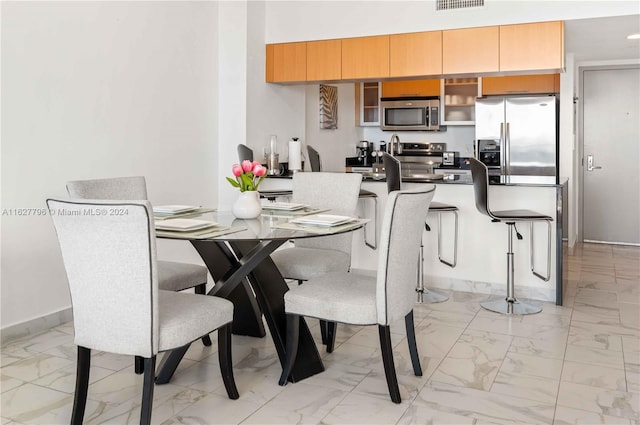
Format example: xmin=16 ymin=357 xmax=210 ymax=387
xmin=380 ymin=97 xmax=440 ymax=131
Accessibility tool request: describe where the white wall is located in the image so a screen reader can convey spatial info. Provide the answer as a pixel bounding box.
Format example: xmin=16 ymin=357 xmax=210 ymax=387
xmin=264 ymin=0 xmax=639 ymax=43
xmin=303 ymin=83 xmax=360 ymax=171
xmin=245 ymin=2 xmax=306 ymax=172
xmin=1 ymin=2 xmax=219 ymax=331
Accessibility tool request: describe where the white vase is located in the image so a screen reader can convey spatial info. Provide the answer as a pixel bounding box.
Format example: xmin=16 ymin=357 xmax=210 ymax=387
xmin=232 ymin=191 xmax=262 ymax=219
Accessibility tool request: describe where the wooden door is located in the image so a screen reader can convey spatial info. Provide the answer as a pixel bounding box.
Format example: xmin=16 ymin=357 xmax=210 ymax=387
xmin=306 ymin=39 xmax=341 ymax=81
xmin=500 ymin=21 xmax=564 ymax=72
xmin=442 ymin=26 xmax=499 ymax=75
xmin=341 ymin=35 xmax=389 ymax=80
xmin=389 ymin=31 xmax=442 ymax=77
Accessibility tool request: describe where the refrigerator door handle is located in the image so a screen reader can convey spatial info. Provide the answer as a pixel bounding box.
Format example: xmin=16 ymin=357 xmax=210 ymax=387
xmin=505 ymin=122 xmax=511 ymax=175
xmin=500 ymin=122 xmax=505 ymax=174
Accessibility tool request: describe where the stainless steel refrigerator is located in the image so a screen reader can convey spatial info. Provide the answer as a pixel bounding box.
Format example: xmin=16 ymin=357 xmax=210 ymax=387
xmin=475 ymin=95 xmax=558 ymax=177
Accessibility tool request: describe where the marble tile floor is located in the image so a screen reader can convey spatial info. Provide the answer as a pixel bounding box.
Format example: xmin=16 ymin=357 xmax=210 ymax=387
xmin=1 ymin=242 xmax=639 ymax=424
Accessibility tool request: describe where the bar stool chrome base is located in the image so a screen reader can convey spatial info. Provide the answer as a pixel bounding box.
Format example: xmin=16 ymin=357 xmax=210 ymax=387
xmin=416 ymin=244 xmax=449 ymax=304
xmin=417 ymin=287 xmax=449 ymax=303
xmin=480 ymin=298 xmax=542 ymax=315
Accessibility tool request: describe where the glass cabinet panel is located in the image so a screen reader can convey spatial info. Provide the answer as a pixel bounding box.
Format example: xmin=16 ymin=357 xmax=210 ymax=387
xmin=441 ymin=78 xmax=481 ymax=125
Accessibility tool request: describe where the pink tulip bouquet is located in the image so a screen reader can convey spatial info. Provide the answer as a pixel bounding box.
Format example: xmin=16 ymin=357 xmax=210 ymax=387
xmin=227 ymin=160 xmax=267 ymax=192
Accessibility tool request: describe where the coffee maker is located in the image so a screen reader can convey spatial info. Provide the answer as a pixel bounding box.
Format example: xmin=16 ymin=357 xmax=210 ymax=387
xmin=356 ymin=141 xmax=372 ymax=166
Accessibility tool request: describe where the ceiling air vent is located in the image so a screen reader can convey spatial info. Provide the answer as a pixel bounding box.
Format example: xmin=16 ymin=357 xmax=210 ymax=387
xmin=436 ymin=0 xmax=484 ymax=11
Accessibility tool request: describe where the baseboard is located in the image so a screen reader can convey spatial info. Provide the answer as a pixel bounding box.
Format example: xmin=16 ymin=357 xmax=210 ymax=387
xmin=349 ymin=268 xmax=556 ymax=303
xmin=1 ymin=308 xmax=73 ymax=345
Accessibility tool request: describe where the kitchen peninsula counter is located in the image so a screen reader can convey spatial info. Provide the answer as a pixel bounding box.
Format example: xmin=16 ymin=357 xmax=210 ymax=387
xmin=260 ymin=174 xmax=567 ymax=306
xmin=363 ymin=174 xmax=564 ymax=187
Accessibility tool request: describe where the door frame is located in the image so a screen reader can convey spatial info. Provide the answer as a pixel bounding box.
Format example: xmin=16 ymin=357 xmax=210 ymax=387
xmin=578 ymin=64 xmax=640 ymax=244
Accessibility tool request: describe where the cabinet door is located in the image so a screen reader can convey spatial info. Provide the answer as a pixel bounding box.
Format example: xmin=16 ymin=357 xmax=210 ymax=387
xmin=482 ymin=74 xmax=560 ymax=95
xmin=500 ymin=21 xmax=564 ymax=72
xmin=381 ymin=80 xmax=440 ymax=98
xmin=355 ymin=82 xmax=380 ymax=126
xmin=441 ymin=78 xmax=481 ymax=125
xmin=342 ymin=35 xmax=389 ymax=80
xmin=389 ymin=31 xmax=442 ymax=77
xmin=442 ymin=26 xmax=499 ymax=74
xmin=306 ymin=39 xmax=341 ymax=81
xmin=266 ymin=42 xmax=306 ymax=83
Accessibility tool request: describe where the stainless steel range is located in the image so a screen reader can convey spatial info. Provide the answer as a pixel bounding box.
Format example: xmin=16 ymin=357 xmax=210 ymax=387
xmin=396 ymin=142 xmax=446 ymax=180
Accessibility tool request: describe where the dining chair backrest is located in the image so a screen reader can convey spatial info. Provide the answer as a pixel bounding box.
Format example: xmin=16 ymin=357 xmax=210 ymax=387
xmin=66 ymin=176 xmax=148 ymax=200
xmin=469 ymin=157 xmax=495 ymax=219
xmin=376 ymin=186 xmax=435 ymax=324
xmin=292 ymin=172 xmax=362 ymax=254
xmin=47 ymin=198 xmax=159 ymax=358
xmin=237 ymin=144 xmax=254 ymax=163
xmin=382 ymin=153 xmax=402 ymax=193
xmin=307 ymin=145 xmax=321 ymax=172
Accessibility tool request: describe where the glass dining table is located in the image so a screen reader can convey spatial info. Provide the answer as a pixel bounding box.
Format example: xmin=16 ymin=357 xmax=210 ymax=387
xmin=153 ymin=207 xmax=366 ymax=385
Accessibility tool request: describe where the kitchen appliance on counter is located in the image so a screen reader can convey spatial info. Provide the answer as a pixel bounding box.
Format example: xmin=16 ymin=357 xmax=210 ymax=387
xmin=356 ymin=141 xmax=373 ymax=166
xmin=442 ymin=151 xmax=459 ymax=167
xmin=477 ymin=139 xmax=501 ymax=170
xmin=475 ymin=95 xmax=558 ymax=179
xmin=380 ymin=97 xmax=440 ymax=131
xmin=395 ymin=142 xmax=446 ymax=180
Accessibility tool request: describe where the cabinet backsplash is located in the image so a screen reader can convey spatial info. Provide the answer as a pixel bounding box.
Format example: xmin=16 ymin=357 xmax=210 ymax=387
xmin=360 ymin=125 xmax=476 ymax=157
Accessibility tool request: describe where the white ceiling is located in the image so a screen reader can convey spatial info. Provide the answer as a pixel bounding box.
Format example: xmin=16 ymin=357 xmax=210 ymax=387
xmin=565 ymin=14 xmax=640 ymax=62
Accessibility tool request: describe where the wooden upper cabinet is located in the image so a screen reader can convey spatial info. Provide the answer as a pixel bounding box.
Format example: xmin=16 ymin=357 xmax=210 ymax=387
xmin=389 ymin=31 xmax=442 ymax=77
xmin=341 ymin=35 xmax=390 ymax=80
xmin=442 ymin=26 xmax=499 ymax=75
xmin=500 ymin=21 xmax=564 ymax=72
xmin=265 ymin=42 xmax=306 ymax=83
xmin=381 ymin=79 xmax=440 ymax=97
xmin=482 ymin=74 xmax=560 ymax=95
xmin=306 ymin=39 xmax=341 ymax=81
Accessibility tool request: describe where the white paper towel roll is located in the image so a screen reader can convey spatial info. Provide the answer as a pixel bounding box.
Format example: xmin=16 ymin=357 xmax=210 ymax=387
xmin=288 ymin=140 xmax=302 ymax=171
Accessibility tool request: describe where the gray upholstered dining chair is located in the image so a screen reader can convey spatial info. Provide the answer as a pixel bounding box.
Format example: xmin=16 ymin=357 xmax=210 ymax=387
xmin=47 ymin=198 xmax=238 ymax=425
xmin=307 ymin=144 xmax=378 ymax=249
xmin=66 ymin=176 xmax=213 ymax=352
xmin=270 ymin=172 xmax=362 ymax=283
xmin=270 ymin=172 xmax=362 ymax=345
xmin=278 ymin=185 xmax=436 ymax=404
xmin=383 ymin=153 xmax=454 ymax=304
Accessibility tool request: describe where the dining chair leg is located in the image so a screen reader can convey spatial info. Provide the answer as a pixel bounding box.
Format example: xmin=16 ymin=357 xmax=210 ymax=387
xmin=378 ymin=325 xmax=401 ymax=404
xmin=155 ymin=344 xmax=190 ymax=384
xmin=319 ymin=320 xmax=328 ymax=345
xmin=279 ymin=314 xmax=300 ymax=386
xmin=140 ymin=356 xmax=156 ymax=425
xmin=326 ymin=321 xmax=337 ymax=353
xmin=134 ymin=356 xmax=144 ymax=375
xmin=194 ymin=284 xmax=213 ymax=347
xmin=218 ymin=323 xmax=239 ymax=399
xmin=71 ymin=346 xmax=91 ymax=425
xmin=404 ymin=310 xmax=422 ymax=376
